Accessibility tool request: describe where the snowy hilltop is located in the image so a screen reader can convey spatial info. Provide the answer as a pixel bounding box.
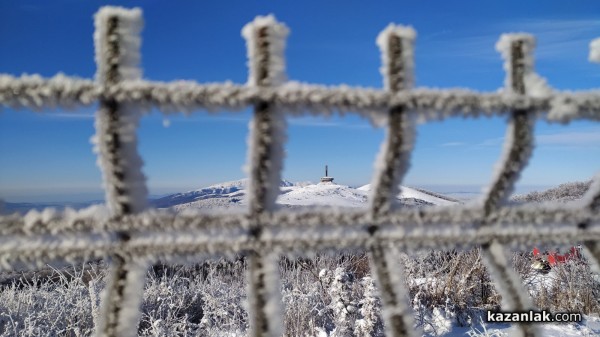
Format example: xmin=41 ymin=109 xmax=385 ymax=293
xmin=150 ymin=179 xmax=459 ymax=211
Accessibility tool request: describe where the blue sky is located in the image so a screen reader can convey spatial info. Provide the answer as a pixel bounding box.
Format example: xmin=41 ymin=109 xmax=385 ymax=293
xmin=1 ymin=0 xmax=599 ymax=202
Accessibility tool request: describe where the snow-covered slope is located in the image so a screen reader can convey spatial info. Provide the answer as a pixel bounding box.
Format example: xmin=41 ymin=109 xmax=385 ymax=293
xmin=150 ymin=179 xmax=293 ymax=209
xmin=278 ymin=183 xmax=368 ymax=208
xmin=156 ymin=179 xmax=458 ymax=211
xmin=357 ymin=184 xmax=459 ymax=206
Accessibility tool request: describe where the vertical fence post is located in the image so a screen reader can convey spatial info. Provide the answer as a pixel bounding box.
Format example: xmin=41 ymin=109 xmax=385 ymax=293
xmin=580 ymin=46 xmax=600 ymax=274
xmin=93 ymin=7 xmax=148 ymax=337
xmin=480 ymin=35 xmax=539 ymax=337
xmin=581 ymin=173 xmax=600 ymax=274
xmin=483 ymin=37 xmax=535 ymax=215
xmin=368 ymin=24 xmax=417 ymax=337
xmin=242 ymin=15 xmax=288 ymax=337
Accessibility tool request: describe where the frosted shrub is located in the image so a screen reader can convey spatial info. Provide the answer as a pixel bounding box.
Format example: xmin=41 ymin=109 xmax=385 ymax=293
xmin=139 ymin=261 xmax=248 ymax=337
xmin=281 ymin=254 xmax=383 ymax=337
xmin=512 ymin=180 xmax=591 ymax=203
xmin=138 ymin=267 xmax=205 ymax=336
xmin=0 ymin=265 xmax=101 ymax=336
xmin=281 ymin=257 xmax=333 ymax=336
xmin=406 ymin=249 xmax=500 ymax=330
xmin=320 ymin=267 xmax=360 ymax=337
xmin=195 ymin=261 xmax=247 ymax=336
xmin=522 ymin=260 xmax=600 ymax=315
xmin=354 ymin=276 xmax=383 ymax=337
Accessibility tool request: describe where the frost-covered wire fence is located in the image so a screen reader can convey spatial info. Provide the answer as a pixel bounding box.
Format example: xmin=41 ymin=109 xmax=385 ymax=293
xmin=1 ymin=5 xmax=600 ymax=337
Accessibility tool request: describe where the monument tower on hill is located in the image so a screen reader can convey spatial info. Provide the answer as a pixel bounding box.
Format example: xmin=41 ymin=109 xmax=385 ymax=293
xmin=320 ymin=165 xmax=334 ymax=184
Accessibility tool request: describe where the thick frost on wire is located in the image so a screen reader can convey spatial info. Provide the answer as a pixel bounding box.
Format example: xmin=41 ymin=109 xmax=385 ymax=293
xmin=93 ymin=6 xmax=147 ymax=215
xmin=369 ymin=26 xmax=418 ymax=337
xmin=247 ymin=252 xmax=284 ymax=337
xmin=3 ymin=75 xmax=600 ymax=123
xmin=482 ymin=34 xmax=536 ymax=213
xmin=581 ymin=171 xmax=600 ymax=212
xmin=242 ymin=15 xmax=289 ymax=87
xmin=479 ymin=36 xmax=542 ymax=337
xmin=92 ymin=104 xmax=148 ymax=214
xmin=97 ymin=260 xmax=147 ymax=337
xmin=242 ymin=15 xmax=288 ymax=337
xmin=590 ymin=38 xmax=600 ymax=63
xmin=496 ymin=34 xmax=551 ymax=97
xmin=482 ymin=112 xmax=535 ymax=212
xmin=2 ymin=205 xmax=599 ymax=267
xmin=93 ymin=8 xmax=148 ymax=337
xmin=376 ymin=24 xmax=416 ymax=91
xmin=243 ymin=15 xmax=289 ymax=214
xmin=370 ymin=24 xmax=416 ymax=215
xmin=0 ymin=74 xmax=96 ymax=109
xmin=94 ymin=7 xmax=143 ymax=84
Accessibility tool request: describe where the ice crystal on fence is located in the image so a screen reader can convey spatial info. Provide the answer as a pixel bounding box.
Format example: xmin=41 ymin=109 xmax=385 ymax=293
xmin=242 ymin=15 xmax=289 ymax=88
xmin=376 ymin=24 xmax=416 ymax=91
xmin=590 ymin=38 xmax=600 ymax=63
xmin=496 ymin=34 xmax=551 ymax=97
xmin=94 ymin=7 xmax=143 ymax=84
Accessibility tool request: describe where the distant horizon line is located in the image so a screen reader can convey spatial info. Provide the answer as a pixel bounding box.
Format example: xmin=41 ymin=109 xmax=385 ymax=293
xmin=0 ymin=180 xmax=563 ymax=204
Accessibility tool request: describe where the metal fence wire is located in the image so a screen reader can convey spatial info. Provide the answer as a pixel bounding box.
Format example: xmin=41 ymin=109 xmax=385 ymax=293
xmin=1 ymin=6 xmax=600 ymax=337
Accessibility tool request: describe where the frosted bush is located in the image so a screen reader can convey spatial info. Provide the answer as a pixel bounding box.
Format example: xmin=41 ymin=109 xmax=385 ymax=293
xmin=522 ymin=261 xmax=600 ymax=314
xmin=282 ymin=254 xmax=382 ymax=337
xmin=407 ymin=249 xmax=500 ymax=330
xmin=354 ymin=276 xmax=383 ymax=337
xmin=512 ymin=180 xmax=592 ymax=203
xmin=321 ymin=267 xmax=359 ymax=337
xmin=0 ymin=264 xmax=101 ymax=336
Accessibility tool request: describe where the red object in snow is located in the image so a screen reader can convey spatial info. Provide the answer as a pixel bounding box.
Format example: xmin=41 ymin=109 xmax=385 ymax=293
xmin=532 ymin=246 xmax=582 ymax=266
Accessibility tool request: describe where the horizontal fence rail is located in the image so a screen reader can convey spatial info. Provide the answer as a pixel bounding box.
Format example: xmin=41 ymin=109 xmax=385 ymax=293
xmin=3 ymin=76 xmax=600 ymax=122
xmin=1 ymin=6 xmax=600 ymax=337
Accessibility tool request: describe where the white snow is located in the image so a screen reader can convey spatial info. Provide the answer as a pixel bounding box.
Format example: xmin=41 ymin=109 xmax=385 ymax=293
xmin=278 ymin=183 xmax=369 ymax=208
xmin=358 ymin=184 xmax=458 ymax=206
xmin=196 ymin=178 xmax=253 ymax=192
xmin=441 ymin=315 xmax=600 ymax=337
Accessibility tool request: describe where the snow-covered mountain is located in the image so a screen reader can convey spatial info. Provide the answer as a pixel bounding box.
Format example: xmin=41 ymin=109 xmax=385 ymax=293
xmin=151 ymin=179 xmax=459 ymax=211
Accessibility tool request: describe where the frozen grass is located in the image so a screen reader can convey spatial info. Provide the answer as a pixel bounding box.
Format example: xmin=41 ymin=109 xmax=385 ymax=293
xmin=0 ymin=250 xmax=598 ymax=336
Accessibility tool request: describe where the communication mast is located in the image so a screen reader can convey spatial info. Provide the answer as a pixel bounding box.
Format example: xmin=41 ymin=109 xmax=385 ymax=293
xmin=320 ymin=165 xmax=334 ymax=184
